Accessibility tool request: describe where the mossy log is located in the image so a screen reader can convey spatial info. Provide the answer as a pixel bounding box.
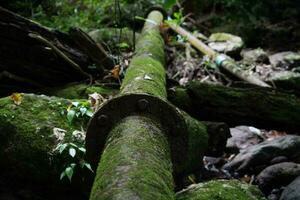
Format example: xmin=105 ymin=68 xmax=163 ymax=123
xmin=168 ymin=81 xmax=300 ymax=133
xmin=175 ymin=179 xmax=266 ymax=200
xmin=0 ymin=7 xmax=113 ymax=96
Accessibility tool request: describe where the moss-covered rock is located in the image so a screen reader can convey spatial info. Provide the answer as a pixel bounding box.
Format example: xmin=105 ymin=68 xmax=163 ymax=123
xmin=241 ymin=48 xmax=268 ymax=63
xmin=46 ymin=83 xmax=119 ymax=99
xmin=265 ymin=71 xmax=300 ymax=91
xmin=208 ymin=33 xmax=244 ymax=57
xmin=0 ymin=94 xmax=75 ymax=179
xmin=0 ymin=93 xmax=90 ymax=199
xmin=269 ymin=52 xmax=300 ymax=69
xmin=176 ymin=179 xmax=266 ymax=200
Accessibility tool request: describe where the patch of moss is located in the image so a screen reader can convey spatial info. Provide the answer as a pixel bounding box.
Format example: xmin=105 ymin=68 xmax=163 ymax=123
xmin=181 ymin=111 xmax=208 ymax=175
xmin=121 ymin=57 xmax=167 ymax=99
xmin=174 ymin=82 xmax=300 ymax=131
xmin=90 ymin=115 xmax=174 ymax=200
xmin=120 ymin=11 xmax=166 ymax=99
xmin=176 ymin=179 xmax=266 ymax=200
xmin=0 ymin=94 xmax=80 ymax=182
xmin=46 ymin=83 xmax=118 ymax=99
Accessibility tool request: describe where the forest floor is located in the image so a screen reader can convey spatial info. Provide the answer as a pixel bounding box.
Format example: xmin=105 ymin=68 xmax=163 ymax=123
xmin=1 ymin=1 xmax=300 ymax=200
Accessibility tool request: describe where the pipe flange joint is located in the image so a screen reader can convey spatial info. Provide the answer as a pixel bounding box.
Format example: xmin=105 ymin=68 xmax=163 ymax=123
xmin=85 ymin=93 xmax=188 ymax=174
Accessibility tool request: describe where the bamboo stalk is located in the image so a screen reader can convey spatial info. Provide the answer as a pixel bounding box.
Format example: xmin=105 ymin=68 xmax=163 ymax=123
xmin=167 ymin=22 xmax=271 ymax=87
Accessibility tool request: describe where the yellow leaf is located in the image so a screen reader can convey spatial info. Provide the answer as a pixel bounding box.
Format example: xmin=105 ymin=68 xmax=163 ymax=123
xmin=66 ymin=103 xmax=72 ymax=112
xmin=110 ymin=65 xmax=120 ymax=79
xmin=10 ymin=93 xmax=23 ymax=105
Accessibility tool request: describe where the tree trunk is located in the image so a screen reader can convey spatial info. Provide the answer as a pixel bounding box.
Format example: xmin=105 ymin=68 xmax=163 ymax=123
xmin=0 ymin=7 xmax=113 ymax=96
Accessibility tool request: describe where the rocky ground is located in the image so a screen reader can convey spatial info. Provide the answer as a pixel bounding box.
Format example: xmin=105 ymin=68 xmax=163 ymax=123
xmin=165 ymin=29 xmax=300 ymax=200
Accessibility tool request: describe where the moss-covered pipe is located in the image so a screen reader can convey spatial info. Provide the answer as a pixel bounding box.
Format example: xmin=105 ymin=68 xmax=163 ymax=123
xmin=180 ymin=111 xmax=208 ymax=175
xmin=89 ymin=10 xmax=176 ymax=200
xmin=90 ymin=115 xmax=174 ymax=200
xmin=120 ymin=10 xmax=166 ymax=99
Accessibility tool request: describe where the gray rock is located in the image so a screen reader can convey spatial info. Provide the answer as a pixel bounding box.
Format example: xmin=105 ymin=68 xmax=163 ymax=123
xmin=269 ymin=52 xmax=300 ymax=69
xmin=208 ymin=33 xmax=244 ymax=56
xmin=223 ymin=135 xmax=300 ymax=173
xmin=241 ymin=48 xmax=268 ymax=63
xmin=265 ymin=71 xmax=300 ymax=91
xmin=176 ymin=179 xmax=266 ymax=200
xmin=256 ymin=162 xmax=300 ymax=194
xmin=280 ymin=175 xmax=300 ymax=200
xmin=227 ymin=126 xmax=263 ymax=152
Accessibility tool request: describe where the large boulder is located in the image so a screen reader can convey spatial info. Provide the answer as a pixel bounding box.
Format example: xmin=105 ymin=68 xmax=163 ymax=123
xmin=241 ymin=48 xmax=268 ymax=63
xmin=0 ymin=93 xmax=92 ymax=199
xmin=227 ymin=126 xmax=263 ymax=153
xmin=269 ymin=52 xmax=300 ymax=69
xmin=175 ymin=179 xmax=266 ymax=200
xmin=256 ymin=162 xmax=300 ymax=194
xmin=208 ymin=33 xmax=244 ymax=56
xmin=223 ymin=135 xmax=300 ymax=173
xmin=265 ymin=71 xmax=300 ymax=91
xmin=280 ymin=175 xmax=300 ymax=200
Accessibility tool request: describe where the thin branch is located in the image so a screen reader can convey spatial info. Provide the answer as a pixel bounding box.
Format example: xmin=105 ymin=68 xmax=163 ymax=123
xmin=28 ymin=33 xmax=92 ymax=80
xmin=0 ymin=71 xmax=45 ymax=87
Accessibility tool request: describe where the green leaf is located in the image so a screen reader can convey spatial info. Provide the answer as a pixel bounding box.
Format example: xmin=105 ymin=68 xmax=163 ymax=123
xmin=163 ymin=0 xmax=176 ymax=10
xmin=117 ymin=42 xmax=129 ymax=49
xmin=78 ymin=147 xmax=86 ymax=153
xmin=86 ymin=110 xmax=93 ymax=117
xmin=72 ymin=101 xmax=79 ymax=107
xmin=69 ymin=147 xmax=76 ymax=157
xmin=79 ymin=107 xmax=87 ymax=116
xmin=67 ymin=109 xmax=76 ymax=124
xmin=60 ymin=171 xmax=66 ymax=180
xmin=69 ymin=142 xmax=78 ymax=148
xmin=65 ymin=166 xmax=74 ymax=181
xmin=59 ymin=143 xmax=68 ymax=154
xmin=75 ymin=112 xmax=80 ymax=117
xmin=84 ymin=163 xmax=94 ymax=173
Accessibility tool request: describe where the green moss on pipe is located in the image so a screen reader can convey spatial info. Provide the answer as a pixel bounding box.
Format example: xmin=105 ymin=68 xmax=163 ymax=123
xmin=180 ymin=111 xmax=208 ymax=175
xmin=120 ymin=57 xmax=166 ymax=99
xmin=90 ymin=115 xmax=174 ymax=200
xmin=120 ymin=10 xmax=166 ymax=99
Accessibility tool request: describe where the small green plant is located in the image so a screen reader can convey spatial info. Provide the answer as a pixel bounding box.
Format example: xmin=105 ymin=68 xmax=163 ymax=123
xmin=165 ymin=10 xmax=183 ymax=25
xmin=63 ymin=100 xmax=93 ymax=125
xmin=202 ymin=56 xmax=217 ymax=70
xmin=54 ymin=141 xmax=93 ymax=182
xmin=117 ymin=42 xmax=130 ymax=51
xmin=163 ymin=0 xmax=177 ymax=11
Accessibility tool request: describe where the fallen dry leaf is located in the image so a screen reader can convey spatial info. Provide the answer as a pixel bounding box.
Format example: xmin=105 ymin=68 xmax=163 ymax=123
xmin=110 ymin=65 xmax=121 ymax=79
xmin=89 ymin=92 xmax=107 ymax=111
xmin=10 ymin=93 xmax=23 ymax=105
